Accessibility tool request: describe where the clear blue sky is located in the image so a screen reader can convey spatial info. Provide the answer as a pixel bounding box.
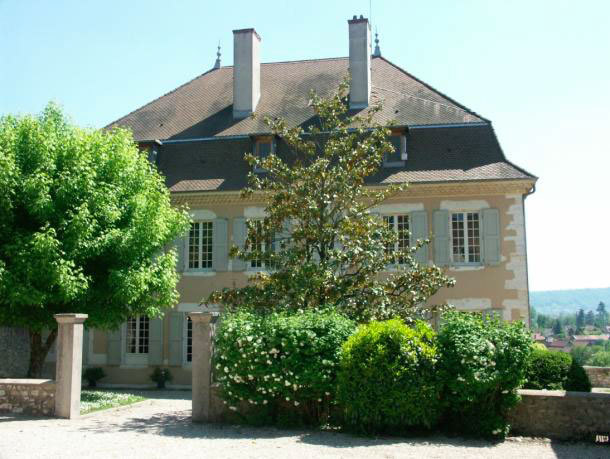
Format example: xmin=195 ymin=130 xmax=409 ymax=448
xmin=1 ymin=0 xmax=609 ymax=292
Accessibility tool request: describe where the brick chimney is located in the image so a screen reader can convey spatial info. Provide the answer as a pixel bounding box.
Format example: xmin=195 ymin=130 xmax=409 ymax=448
xmin=348 ymin=16 xmax=371 ymax=109
xmin=233 ymin=28 xmax=261 ymax=119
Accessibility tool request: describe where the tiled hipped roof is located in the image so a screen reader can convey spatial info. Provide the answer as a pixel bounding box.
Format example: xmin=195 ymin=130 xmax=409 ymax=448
xmin=108 ymin=57 xmax=485 ymax=140
xmin=109 ymin=56 xmax=536 ymax=192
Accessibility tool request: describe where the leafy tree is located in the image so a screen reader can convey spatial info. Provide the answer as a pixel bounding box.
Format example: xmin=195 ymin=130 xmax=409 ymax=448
xmin=210 ymin=81 xmax=455 ymax=323
xmin=596 ymin=301 xmax=608 ymax=329
xmin=552 ymin=319 xmax=562 ymax=336
xmin=0 ymin=104 xmax=189 ymax=376
xmin=576 ymin=308 xmax=585 ymax=332
xmin=585 ymin=310 xmax=595 ymax=326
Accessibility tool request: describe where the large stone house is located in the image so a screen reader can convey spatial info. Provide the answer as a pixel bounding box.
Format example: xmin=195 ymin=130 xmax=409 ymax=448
xmin=79 ymin=17 xmax=536 ymax=386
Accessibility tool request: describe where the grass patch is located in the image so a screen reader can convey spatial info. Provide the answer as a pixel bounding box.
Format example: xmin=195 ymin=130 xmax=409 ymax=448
xmin=80 ymin=390 xmax=147 ymax=415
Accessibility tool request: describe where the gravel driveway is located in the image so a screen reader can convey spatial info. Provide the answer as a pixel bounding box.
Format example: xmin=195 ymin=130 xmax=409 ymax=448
xmin=0 ymin=391 xmax=605 ymax=458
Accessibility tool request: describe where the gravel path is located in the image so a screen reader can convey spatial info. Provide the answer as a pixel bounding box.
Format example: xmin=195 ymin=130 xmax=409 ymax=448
xmin=0 ymin=392 xmax=605 ymax=459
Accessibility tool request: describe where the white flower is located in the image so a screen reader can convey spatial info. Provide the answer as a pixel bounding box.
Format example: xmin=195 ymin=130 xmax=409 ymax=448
xmin=286 ymin=396 xmax=290 ymax=401
xmin=263 ymin=400 xmax=268 ymax=405
xmin=269 ymin=348 xmax=279 ymax=354
xmin=224 ymin=366 xmax=229 ymax=373
xmin=317 ymin=398 xmax=322 ymax=402
xmin=294 ymin=401 xmax=300 ymax=406
xmin=267 ymin=360 xmax=272 ymax=365
xmin=285 ymin=380 xmax=291 ymax=386
xmin=293 ymin=384 xmax=297 ymax=391
xmin=325 ymin=392 xmax=330 ymax=396
xmin=248 ymin=374 xmax=254 ymax=380
xmin=229 ymin=406 xmax=237 ymax=411
xmin=247 ymin=336 xmax=253 ymax=342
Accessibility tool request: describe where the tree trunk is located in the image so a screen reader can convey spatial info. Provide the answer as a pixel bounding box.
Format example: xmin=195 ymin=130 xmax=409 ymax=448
xmin=27 ymin=329 xmax=57 ymax=378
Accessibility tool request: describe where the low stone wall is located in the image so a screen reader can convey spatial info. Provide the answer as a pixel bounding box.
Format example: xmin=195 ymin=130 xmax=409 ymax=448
xmin=0 ymin=379 xmax=56 ymax=416
xmin=584 ymin=366 xmax=610 ymax=388
xmin=509 ymin=389 xmax=610 ymax=440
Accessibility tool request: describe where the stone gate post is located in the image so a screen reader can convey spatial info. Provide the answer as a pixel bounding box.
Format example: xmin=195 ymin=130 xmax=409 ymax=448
xmin=189 ymin=311 xmax=219 ymax=422
xmin=54 ymin=313 xmax=88 ymax=419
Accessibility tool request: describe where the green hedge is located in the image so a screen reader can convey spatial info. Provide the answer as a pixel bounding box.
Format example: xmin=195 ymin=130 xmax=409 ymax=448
xmin=214 ymin=308 xmax=355 ymax=425
xmin=337 ymin=319 xmax=442 ymax=434
xmin=524 ymin=347 xmax=591 ymax=392
xmin=524 ymin=348 xmax=571 ymax=390
xmin=437 ymin=311 xmax=532 ymax=438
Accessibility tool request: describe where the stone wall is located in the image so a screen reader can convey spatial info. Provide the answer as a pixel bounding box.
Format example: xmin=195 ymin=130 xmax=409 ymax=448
xmin=508 ymin=389 xmax=610 ymax=440
xmin=0 ymin=379 xmax=56 ymax=416
xmin=584 ymin=366 xmax=610 ymax=388
xmin=0 ymin=327 xmax=30 ymax=378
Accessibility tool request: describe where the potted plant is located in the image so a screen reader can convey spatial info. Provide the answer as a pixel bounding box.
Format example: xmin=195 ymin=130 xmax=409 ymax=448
xmin=83 ymin=367 xmax=106 ymax=388
xmin=150 ymin=367 xmax=172 ymax=389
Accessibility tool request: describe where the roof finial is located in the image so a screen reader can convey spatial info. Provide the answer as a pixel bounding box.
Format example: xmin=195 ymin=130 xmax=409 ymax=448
xmin=373 ymin=28 xmax=381 ymax=57
xmin=213 ymin=42 xmax=221 ymax=69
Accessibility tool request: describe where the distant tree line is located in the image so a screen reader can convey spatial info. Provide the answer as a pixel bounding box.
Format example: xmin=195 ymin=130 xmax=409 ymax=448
xmin=531 ymin=301 xmax=608 ymax=336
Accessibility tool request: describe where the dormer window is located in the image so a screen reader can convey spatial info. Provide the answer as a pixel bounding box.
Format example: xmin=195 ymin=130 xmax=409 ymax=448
xmin=254 ymin=137 xmax=275 ymax=172
xmin=384 ymin=131 xmax=407 ymax=167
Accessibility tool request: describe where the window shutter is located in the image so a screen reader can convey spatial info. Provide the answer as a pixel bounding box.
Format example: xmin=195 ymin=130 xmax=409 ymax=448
xmin=174 ymin=234 xmax=186 ymax=273
xmin=482 ymin=208 xmax=501 ymax=265
xmin=168 ymin=312 xmax=184 ymax=366
xmin=232 ymin=217 xmax=247 ymax=271
xmin=82 ymin=328 xmax=89 ymax=366
xmin=433 ymin=210 xmax=450 ymax=266
xmin=106 ymin=328 xmax=122 ymax=365
xmin=212 ymin=218 xmax=229 ymax=271
xmin=148 ymin=318 xmax=164 ymax=365
xmin=410 ymin=210 xmax=429 ymax=265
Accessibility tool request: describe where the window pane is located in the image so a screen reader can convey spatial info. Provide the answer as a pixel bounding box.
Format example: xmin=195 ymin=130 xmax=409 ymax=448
xmin=451 ymin=214 xmax=465 ymax=263
xmin=250 ymin=220 xmax=264 ymax=268
xmin=397 ymin=215 xmax=409 ymax=264
xmin=383 ymin=216 xmax=395 ymax=255
xmin=139 ymin=316 xmax=149 ymax=354
xmin=467 ymin=212 xmax=481 ymax=263
xmin=202 ymin=222 xmax=213 ymax=268
xmin=385 ymin=136 xmax=402 ymax=162
xmin=188 ymin=222 xmax=200 ymax=269
xmin=258 ymin=141 xmax=271 ymax=159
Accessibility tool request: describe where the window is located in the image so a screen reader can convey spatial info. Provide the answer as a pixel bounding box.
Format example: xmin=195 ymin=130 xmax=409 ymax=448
xmin=384 ymin=134 xmax=406 ymax=166
xmin=188 ymin=221 xmax=213 ymax=269
xmin=185 ymin=316 xmax=192 ymax=363
xmin=451 ymin=212 xmax=481 ymax=263
xmin=383 ymin=215 xmax=410 ymax=264
xmin=254 ymin=138 xmax=274 ymax=172
xmin=126 ymin=316 xmax=149 ymax=354
xmin=248 ymin=219 xmax=268 ymax=269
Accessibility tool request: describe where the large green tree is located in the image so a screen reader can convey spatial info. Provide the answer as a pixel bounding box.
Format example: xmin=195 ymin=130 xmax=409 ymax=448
xmin=0 ymin=104 xmax=189 ymax=376
xmin=210 ymin=81 xmax=454 ymax=323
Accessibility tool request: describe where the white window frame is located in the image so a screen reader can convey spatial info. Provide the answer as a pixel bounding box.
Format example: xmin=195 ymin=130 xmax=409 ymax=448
xmin=122 ymin=315 xmax=150 ymax=367
xmin=383 ymin=214 xmax=410 ymax=265
xmin=187 ymin=220 xmax=214 ymax=271
xmin=450 ymin=211 xmax=482 ymax=265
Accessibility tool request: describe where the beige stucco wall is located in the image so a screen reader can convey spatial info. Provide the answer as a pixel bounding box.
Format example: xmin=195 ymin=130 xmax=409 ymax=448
xmin=87 ymin=185 xmax=532 ymax=385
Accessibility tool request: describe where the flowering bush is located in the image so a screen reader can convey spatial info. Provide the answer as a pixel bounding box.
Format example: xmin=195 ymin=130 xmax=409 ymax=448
xmin=214 ymin=308 xmax=355 ymax=424
xmin=337 ymin=319 xmax=442 ymax=434
xmin=437 ymin=311 xmax=532 ymax=438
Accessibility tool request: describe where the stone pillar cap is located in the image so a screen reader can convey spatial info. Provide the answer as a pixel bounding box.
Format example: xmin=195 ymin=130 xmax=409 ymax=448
xmin=189 ymin=311 xmax=220 ymax=323
xmin=54 ymin=313 xmax=88 ymax=324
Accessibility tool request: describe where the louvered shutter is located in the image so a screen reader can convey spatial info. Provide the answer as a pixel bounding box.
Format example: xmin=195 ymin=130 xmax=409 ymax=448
xmin=212 ymin=218 xmax=229 ymax=271
xmin=232 ymin=217 xmax=247 ymax=271
xmin=174 ymin=233 xmax=186 ymax=272
xmin=168 ymin=312 xmax=184 ymax=366
xmin=410 ymin=210 xmax=429 ymax=265
xmin=148 ymin=318 xmax=164 ymax=365
xmin=433 ymin=210 xmax=450 ymax=266
xmin=482 ymin=208 xmax=501 ymax=265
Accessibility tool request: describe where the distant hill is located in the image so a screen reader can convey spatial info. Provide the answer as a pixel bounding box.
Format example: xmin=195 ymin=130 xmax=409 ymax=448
xmin=530 ymin=287 xmax=610 ymax=316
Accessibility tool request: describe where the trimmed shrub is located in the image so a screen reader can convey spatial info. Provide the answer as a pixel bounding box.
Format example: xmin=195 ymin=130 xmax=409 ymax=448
xmin=214 ymin=308 xmax=355 ymax=425
xmin=564 ymin=359 xmax=592 ymax=392
xmin=524 ymin=348 xmax=572 ymax=390
xmin=337 ymin=319 xmax=442 ymax=434
xmin=438 ymin=311 xmax=532 ymax=438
